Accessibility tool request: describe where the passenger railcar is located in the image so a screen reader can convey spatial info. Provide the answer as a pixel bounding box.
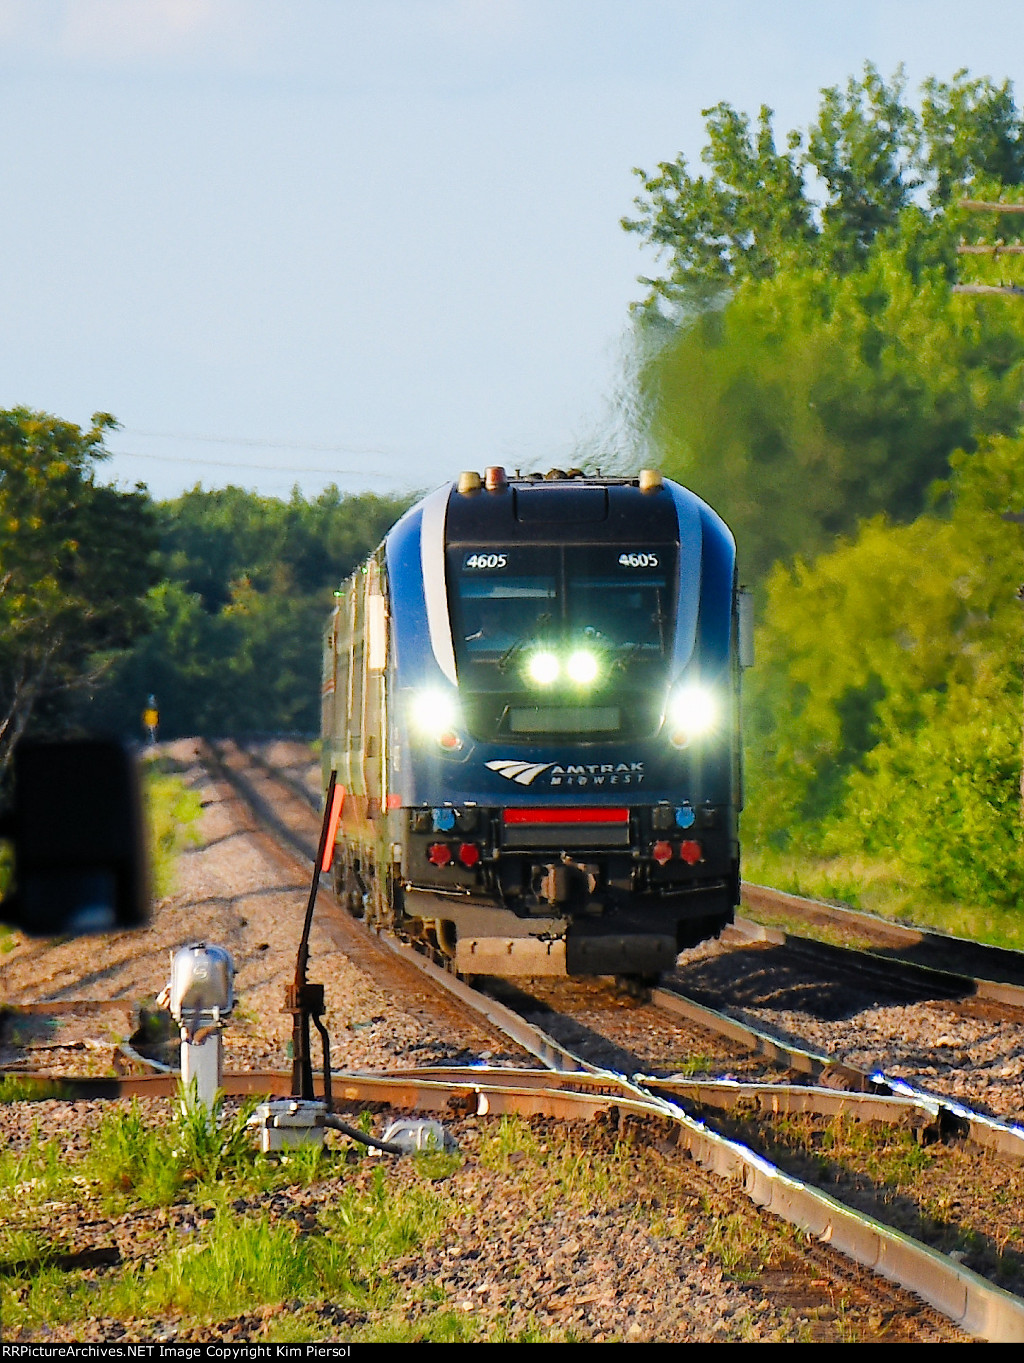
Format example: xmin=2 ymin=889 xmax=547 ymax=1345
xmin=321 ymin=467 xmax=748 ymax=979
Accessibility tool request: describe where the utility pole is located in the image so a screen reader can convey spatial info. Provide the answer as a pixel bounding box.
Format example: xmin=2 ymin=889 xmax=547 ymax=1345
xmin=955 ymin=201 xmax=1024 ymax=295
xmin=955 ymin=200 xmax=1024 ymax=817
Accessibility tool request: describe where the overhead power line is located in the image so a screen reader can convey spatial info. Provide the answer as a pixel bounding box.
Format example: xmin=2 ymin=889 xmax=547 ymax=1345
xmin=108 ymin=447 xmax=411 ymax=479
xmin=122 ymin=428 xmax=406 ymax=458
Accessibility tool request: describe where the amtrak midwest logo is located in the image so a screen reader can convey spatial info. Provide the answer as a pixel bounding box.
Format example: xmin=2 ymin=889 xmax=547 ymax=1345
xmin=486 ymin=759 xmax=645 ymax=788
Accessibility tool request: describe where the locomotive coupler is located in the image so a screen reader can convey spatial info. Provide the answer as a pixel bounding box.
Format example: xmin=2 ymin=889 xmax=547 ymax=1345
xmin=538 ymin=858 xmax=598 ymax=906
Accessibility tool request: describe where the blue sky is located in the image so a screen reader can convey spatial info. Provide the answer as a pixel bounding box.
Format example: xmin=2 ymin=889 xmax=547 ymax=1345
xmin=2 ymin=0 xmax=1023 ymax=501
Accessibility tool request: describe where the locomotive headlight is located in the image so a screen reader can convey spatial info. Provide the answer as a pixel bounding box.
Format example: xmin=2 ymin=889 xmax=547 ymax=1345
xmin=410 ymin=688 xmax=459 ymax=736
xmin=526 ymin=650 xmax=560 ymax=686
xmin=667 ymin=683 xmax=719 ymax=741
xmin=566 ymin=649 xmax=599 ymax=686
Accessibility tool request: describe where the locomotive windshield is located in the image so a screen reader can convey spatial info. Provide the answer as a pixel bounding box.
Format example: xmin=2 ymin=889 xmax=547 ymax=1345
xmin=446 ymin=543 xmax=678 ymax=740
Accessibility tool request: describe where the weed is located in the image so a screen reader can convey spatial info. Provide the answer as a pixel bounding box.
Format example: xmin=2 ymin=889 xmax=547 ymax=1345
xmin=699 ymin=1205 xmax=766 ymax=1278
xmin=322 ymin=1163 xmax=453 ymax=1278
xmin=479 ymin=1114 xmax=541 ymax=1168
xmin=2 ymin=1267 xmax=99 ymax=1330
xmin=272 ymin=1139 xmax=331 ymax=1185
xmin=144 ymin=769 xmax=203 ymax=897
xmin=833 ymin=1297 xmax=863 ymax=1343
xmin=110 ymin=1211 xmax=319 ymax=1319
xmin=669 ymin=1053 xmax=715 ymax=1078
xmin=0 ymin=1076 xmax=72 ymax=1104
xmin=0 ymin=1227 xmax=51 ymax=1268
xmin=742 ymin=846 xmax=1024 ymax=953
xmin=0 ymin=1129 xmax=69 ymax=1199
xmin=171 ymin=1087 xmax=259 ymax=1184
xmin=807 ymin=1114 xmax=935 ymax=1187
xmin=408 ymin=1149 xmax=461 ymax=1182
xmin=82 ymin=1100 xmax=179 ymax=1207
xmin=476 ymin=1115 xmax=628 ymax=1213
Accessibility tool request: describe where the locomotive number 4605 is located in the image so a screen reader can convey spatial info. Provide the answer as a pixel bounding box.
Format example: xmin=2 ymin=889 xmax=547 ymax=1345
xmin=618 ymin=552 xmax=659 ymax=568
xmin=464 ymin=552 xmax=508 ymax=569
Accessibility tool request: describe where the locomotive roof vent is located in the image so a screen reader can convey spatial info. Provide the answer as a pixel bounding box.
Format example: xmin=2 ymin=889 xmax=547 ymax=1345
xmin=484 ymin=465 xmax=507 ymax=491
xmin=457 ymin=470 xmax=482 ymax=495
xmin=638 ymin=468 xmax=664 ymax=493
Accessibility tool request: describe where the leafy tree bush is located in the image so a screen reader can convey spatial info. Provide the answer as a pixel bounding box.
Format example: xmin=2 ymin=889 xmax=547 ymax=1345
xmin=623 ymin=66 xmax=1024 ymax=581
xmin=0 ymin=408 xmax=157 ymax=779
xmin=743 ymin=434 xmax=1024 ymax=909
xmin=635 ymin=255 xmax=1024 ymax=579
xmin=623 ymin=64 xmax=1024 ymax=299
xmin=90 ymin=484 xmax=412 ymax=738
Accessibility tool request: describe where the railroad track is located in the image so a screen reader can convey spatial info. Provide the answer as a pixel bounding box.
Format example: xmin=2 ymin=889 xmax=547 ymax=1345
xmin=8 ymin=735 xmax=983 ymax=1345
xmin=740 ymin=882 xmax=1024 ymax=992
xmin=8 ymin=736 xmax=1021 ymax=1340
xmin=161 ymin=737 xmax=1023 ymax=1341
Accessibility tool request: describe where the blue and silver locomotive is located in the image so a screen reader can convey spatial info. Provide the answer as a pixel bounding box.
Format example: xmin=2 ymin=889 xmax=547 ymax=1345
xmin=321 ymin=466 xmax=747 ymax=979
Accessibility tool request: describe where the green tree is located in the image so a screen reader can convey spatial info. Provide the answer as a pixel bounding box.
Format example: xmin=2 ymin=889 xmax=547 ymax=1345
xmin=921 ymin=71 xmax=1024 ymax=208
xmin=621 ymin=102 xmax=813 ymax=300
xmin=637 ymin=251 xmax=1024 ymax=579
xmin=92 ymin=484 xmax=412 ymax=738
xmin=624 ymin=65 xmax=1024 ymax=915
xmin=0 ymin=408 xmax=156 ymax=777
xmin=805 ymin=64 xmax=921 ymax=269
xmin=744 ymin=433 xmax=1024 ymax=907
xmin=624 ymin=64 xmax=1024 ymax=307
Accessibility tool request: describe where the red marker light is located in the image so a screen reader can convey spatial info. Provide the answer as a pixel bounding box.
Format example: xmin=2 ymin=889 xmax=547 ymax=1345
xmin=652 ymin=840 xmax=673 ymax=866
xmin=428 ymin=843 xmax=452 ymax=867
xmin=439 ymin=730 xmax=462 ymax=751
xmin=458 ymin=843 xmax=480 ymax=868
xmin=679 ymin=840 xmax=702 ymax=865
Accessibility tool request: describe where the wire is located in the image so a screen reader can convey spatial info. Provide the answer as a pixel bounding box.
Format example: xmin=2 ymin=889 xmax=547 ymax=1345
xmin=123 ymin=427 xmax=408 ymax=457
xmin=107 ymin=448 xmax=414 ymax=480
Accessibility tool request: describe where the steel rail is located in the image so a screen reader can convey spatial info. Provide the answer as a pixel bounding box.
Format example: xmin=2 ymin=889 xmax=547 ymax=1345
xmin=216 ymin=734 xmax=1024 ymax=1160
xmin=730 ymin=914 xmax=1024 ymax=1009
xmin=203 ymin=739 xmax=320 ymax=867
xmin=171 ymin=743 xmax=1024 ymax=1336
xmin=7 ymin=1060 xmax=1024 ymax=1341
xmin=652 ymin=1088 xmax=1024 ymax=1343
xmin=376 ymin=927 xmax=597 ymax=1075
xmin=359 ymin=939 xmax=1024 ymax=1338
xmin=233 ymin=736 xmax=322 ymax=812
xmin=642 ymin=1076 xmax=957 ymax=1125
xmin=740 ymin=881 xmax=1024 ymax=1000
xmin=653 ymin=983 xmax=887 ymax=1090
xmin=729 ymin=919 xmax=972 ymax=1001
xmin=653 ymin=984 xmax=1024 ymax=1162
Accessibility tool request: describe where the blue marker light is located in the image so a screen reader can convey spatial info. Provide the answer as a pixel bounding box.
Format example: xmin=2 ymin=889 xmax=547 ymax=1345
xmin=675 ymin=806 xmax=696 ymax=830
xmin=432 ymin=808 xmax=456 ymax=832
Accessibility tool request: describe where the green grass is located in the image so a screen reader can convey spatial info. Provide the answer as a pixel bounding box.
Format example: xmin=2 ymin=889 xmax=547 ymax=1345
xmin=0 ymin=1106 xmax=874 ymax=1343
xmin=143 ymin=765 xmax=203 ymax=897
xmin=0 ymin=1075 xmax=74 ymax=1103
xmin=475 ymin=1115 xmax=630 ymax=1215
xmin=699 ymin=1204 xmax=770 ymax=1278
xmin=0 ymin=1095 xmax=488 ymax=1340
xmin=743 ymin=845 xmax=1024 ymax=953
xmin=667 ymin=1053 xmax=716 ymax=1078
